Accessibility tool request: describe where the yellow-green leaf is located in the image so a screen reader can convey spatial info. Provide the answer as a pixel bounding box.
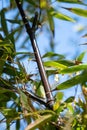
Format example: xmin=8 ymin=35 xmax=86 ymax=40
xmin=47 ymin=9 xmax=54 ymax=36
xmin=57 ymin=0 xmax=83 ymax=5
xmin=60 ymin=64 xmax=87 ymax=74
xmin=49 ymin=7 xmax=75 ymax=22
xmin=63 ymin=7 xmax=87 ymax=17
xmin=25 ymin=114 xmax=52 ymax=130
xmin=44 ymin=61 xmax=67 ymax=70
xmin=40 ymin=0 xmax=47 ymax=8
xmin=56 ymin=71 xmax=87 ymax=90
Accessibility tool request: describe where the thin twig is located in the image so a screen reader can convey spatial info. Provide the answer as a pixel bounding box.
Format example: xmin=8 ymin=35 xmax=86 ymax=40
xmin=15 ymin=0 xmax=54 ymax=109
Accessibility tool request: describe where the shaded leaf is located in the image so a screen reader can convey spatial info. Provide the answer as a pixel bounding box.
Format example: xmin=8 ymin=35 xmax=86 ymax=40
xmin=0 ymin=54 xmax=7 ymax=75
xmin=6 ymin=19 xmax=23 ymax=25
xmin=19 ymin=90 xmax=33 ymax=112
xmin=1 ymin=9 xmax=8 ymax=36
xmin=65 ymin=96 xmax=75 ymax=103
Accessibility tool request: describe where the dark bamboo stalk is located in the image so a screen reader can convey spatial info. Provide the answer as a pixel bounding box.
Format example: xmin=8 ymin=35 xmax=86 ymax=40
xmin=15 ymin=0 xmax=54 ymax=109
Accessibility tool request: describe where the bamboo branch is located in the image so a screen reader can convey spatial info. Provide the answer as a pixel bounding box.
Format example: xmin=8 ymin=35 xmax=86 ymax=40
xmin=15 ymin=0 xmax=54 ymax=109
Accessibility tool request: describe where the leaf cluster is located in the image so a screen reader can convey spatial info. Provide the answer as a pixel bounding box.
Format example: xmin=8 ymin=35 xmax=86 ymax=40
xmin=0 ymin=0 xmax=87 ymax=130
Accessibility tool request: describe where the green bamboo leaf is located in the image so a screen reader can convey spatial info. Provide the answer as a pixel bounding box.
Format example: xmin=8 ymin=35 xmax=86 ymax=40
xmin=15 ymin=52 xmax=34 ymax=56
xmin=0 ymin=77 xmax=13 ymax=89
xmin=1 ymin=108 xmax=19 ymax=119
xmin=25 ymin=114 xmax=52 ymax=130
xmin=26 ymin=0 xmax=39 ymax=6
xmin=49 ymin=7 xmax=75 ymax=22
xmin=76 ymin=51 xmax=86 ymax=61
xmin=65 ymin=96 xmax=75 ymax=103
xmin=0 ymin=54 xmax=7 ymax=75
xmin=42 ymin=52 xmax=65 ymax=59
xmin=40 ymin=0 xmax=47 ymax=9
xmin=36 ymin=85 xmax=46 ymax=98
xmin=47 ymin=10 xmax=55 ymax=36
xmin=19 ymin=90 xmax=33 ymax=112
xmin=6 ymin=19 xmax=23 ymax=25
xmin=3 ymin=63 xmax=19 ymax=77
xmin=1 ymin=9 xmax=8 ymax=36
xmin=19 ymin=90 xmax=29 ymax=111
xmin=0 ymin=88 xmax=12 ymax=94
xmin=56 ymin=60 xmax=75 ymax=66
xmin=63 ymin=7 xmax=87 ymax=17
xmin=57 ymin=0 xmax=84 ymax=4
xmin=56 ymin=72 xmax=87 ymax=90
xmin=44 ymin=61 xmax=67 ymax=69
xmin=60 ymin=64 xmax=87 ymax=74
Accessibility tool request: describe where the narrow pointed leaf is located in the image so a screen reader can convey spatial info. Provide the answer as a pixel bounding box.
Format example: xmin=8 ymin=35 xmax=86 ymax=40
xmin=63 ymin=7 xmax=87 ymax=17
xmin=57 ymin=0 xmax=84 ymax=5
xmin=77 ymin=52 xmax=86 ymax=61
xmin=47 ymin=10 xmax=55 ymax=36
xmin=1 ymin=9 xmax=8 ymax=36
xmin=6 ymin=19 xmax=23 ymax=25
xmin=44 ymin=61 xmax=67 ymax=69
xmin=60 ymin=64 xmax=87 ymax=74
xmin=56 ymin=72 xmax=87 ymax=90
xmin=49 ymin=7 xmax=75 ymax=22
xmin=42 ymin=52 xmax=65 ymax=59
xmin=25 ymin=114 xmax=52 ymax=130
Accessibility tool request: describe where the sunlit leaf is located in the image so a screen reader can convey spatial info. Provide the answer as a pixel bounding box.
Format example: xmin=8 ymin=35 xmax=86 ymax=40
xmin=49 ymin=7 xmax=75 ymax=22
xmin=44 ymin=61 xmax=67 ymax=70
xmin=76 ymin=51 xmax=86 ymax=61
xmin=56 ymin=60 xmax=75 ymax=66
xmin=57 ymin=0 xmax=84 ymax=4
xmin=36 ymin=85 xmax=46 ymax=98
xmin=63 ymin=7 xmax=87 ymax=17
xmin=0 ymin=77 xmax=13 ymax=89
xmin=60 ymin=64 xmax=87 ymax=74
xmin=6 ymin=19 xmax=23 ymax=25
xmin=25 ymin=114 xmax=52 ymax=130
xmin=56 ymin=71 xmax=87 ymax=90
xmin=40 ymin=0 xmax=47 ymax=9
xmin=53 ymin=102 xmax=60 ymax=111
xmin=55 ymin=92 xmax=64 ymax=101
